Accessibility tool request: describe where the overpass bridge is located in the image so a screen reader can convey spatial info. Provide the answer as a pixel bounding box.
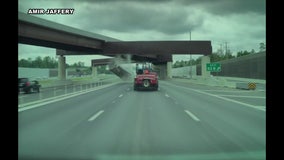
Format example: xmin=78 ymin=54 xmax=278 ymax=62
xmin=19 ymin=12 xmax=212 ymax=80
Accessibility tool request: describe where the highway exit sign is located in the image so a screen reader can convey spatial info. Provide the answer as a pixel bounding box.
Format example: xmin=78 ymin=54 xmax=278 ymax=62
xmin=206 ymin=63 xmax=221 ymax=72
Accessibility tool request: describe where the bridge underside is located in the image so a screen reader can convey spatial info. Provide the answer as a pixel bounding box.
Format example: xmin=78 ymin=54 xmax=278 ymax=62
xmin=55 ymin=41 xmax=211 ymax=64
xmin=19 ymin=12 xmax=212 ymax=64
xmin=19 ymin=12 xmax=213 ymax=80
xmin=103 ymin=41 xmax=212 ymax=56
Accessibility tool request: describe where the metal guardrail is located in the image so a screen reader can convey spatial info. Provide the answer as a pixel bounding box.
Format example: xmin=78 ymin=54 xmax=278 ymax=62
xmin=18 ymin=78 xmax=119 ymax=106
xmin=171 ymin=76 xmax=266 ymax=91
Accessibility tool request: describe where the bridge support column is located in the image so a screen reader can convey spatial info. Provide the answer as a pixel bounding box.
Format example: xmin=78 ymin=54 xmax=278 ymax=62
xmin=154 ymin=64 xmax=167 ymax=80
xmin=201 ymin=56 xmax=210 ymax=78
xmin=57 ymin=54 xmax=66 ymax=80
xmin=92 ymin=66 xmax=97 ymax=77
xmin=167 ymin=62 xmax=172 ymax=79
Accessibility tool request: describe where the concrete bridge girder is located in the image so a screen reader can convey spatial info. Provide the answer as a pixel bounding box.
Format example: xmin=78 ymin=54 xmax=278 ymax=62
xmin=20 ymin=13 xmax=213 ymax=80
xmin=153 ymin=56 xmax=211 ymax=80
xmin=56 ymin=53 xmax=211 ymax=80
xmin=152 ymin=62 xmax=172 ymax=80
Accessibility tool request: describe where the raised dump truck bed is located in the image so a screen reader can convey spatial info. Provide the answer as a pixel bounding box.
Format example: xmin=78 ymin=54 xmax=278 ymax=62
xmin=133 ymin=63 xmax=158 ymax=91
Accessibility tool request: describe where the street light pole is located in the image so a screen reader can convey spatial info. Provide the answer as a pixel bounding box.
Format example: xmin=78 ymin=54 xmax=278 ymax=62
xmin=189 ymin=30 xmax=192 ymax=79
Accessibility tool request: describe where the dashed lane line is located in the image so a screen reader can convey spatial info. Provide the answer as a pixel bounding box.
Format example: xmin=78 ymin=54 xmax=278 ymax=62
xmin=88 ymin=110 xmax=104 ymax=122
xmin=184 ymin=110 xmax=201 ymax=122
xmin=165 ymin=93 xmax=170 ymax=98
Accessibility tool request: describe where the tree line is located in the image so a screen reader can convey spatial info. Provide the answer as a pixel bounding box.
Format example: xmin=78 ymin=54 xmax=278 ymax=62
xmin=18 ymin=56 xmax=86 ymax=68
xmin=173 ymin=42 xmax=266 ymax=68
xmin=18 ymin=56 xmax=112 ymax=75
xmin=19 ymin=43 xmax=266 ymax=69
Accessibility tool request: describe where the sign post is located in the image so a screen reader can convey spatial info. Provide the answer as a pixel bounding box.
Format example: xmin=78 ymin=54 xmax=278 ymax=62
xmin=206 ymin=63 xmax=221 ymax=72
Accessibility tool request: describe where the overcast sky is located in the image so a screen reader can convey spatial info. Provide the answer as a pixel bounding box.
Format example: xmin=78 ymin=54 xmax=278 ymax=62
xmin=18 ymin=0 xmax=266 ymax=66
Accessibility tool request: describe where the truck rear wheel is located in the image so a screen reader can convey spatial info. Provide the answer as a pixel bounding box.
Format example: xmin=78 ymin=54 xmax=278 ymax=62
xmin=143 ymin=80 xmax=150 ymax=88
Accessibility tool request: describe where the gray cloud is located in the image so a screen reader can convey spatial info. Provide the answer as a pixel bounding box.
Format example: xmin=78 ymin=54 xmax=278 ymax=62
xmin=75 ymin=2 xmax=204 ymax=35
xmin=19 ymin=0 xmax=265 ymax=34
xmin=180 ymin=0 xmax=265 ymax=15
xmin=59 ymin=0 xmax=265 ymax=15
xmin=18 ymin=0 xmax=266 ymax=65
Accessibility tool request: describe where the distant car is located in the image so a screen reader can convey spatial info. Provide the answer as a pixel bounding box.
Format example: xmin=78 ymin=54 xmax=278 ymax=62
xmin=18 ymin=78 xmax=41 ymax=94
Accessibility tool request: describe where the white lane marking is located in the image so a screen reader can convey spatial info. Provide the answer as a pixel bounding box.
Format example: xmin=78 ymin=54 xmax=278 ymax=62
xmin=254 ymin=106 xmax=266 ymax=111
xmin=255 ymin=105 xmax=266 ymax=108
xmin=184 ymin=110 xmax=200 ymax=122
xmin=218 ymin=95 xmax=266 ymax=99
xmin=88 ymin=110 xmax=104 ymax=121
xmin=165 ymin=93 xmax=170 ymax=98
xmin=18 ymin=95 xmax=28 ymax=98
xmin=192 ymin=89 xmax=266 ymax=111
xmin=201 ymin=90 xmax=254 ymax=93
xmin=163 ymin=82 xmax=266 ymax=112
xmin=118 ymin=94 xmax=123 ymax=98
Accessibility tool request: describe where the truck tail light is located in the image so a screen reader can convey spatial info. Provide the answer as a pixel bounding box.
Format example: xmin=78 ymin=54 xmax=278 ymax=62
xmin=151 ymin=79 xmax=157 ymax=83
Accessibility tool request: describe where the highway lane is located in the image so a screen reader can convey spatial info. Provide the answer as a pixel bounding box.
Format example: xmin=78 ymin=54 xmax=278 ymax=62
xmin=18 ymin=81 xmax=265 ymax=160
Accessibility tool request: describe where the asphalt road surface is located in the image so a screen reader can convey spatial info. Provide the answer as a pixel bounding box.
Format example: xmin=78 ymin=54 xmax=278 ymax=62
xmin=18 ymin=80 xmax=266 ymax=160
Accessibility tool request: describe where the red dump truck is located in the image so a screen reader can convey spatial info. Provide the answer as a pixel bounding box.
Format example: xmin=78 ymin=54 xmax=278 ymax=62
xmin=133 ymin=63 xmax=158 ymax=91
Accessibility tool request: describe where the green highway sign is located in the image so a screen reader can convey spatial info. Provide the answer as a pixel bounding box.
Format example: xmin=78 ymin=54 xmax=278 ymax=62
xmin=206 ymin=63 xmax=221 ymax=72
